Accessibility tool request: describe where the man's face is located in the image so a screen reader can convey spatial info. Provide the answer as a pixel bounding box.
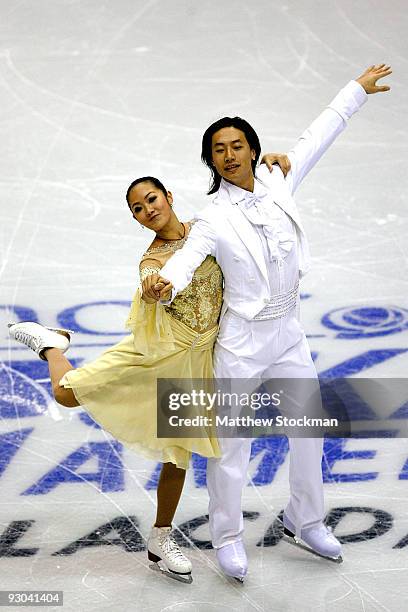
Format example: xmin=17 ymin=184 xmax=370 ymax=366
xmin=211 ymin=127 xmax=256 ymax=190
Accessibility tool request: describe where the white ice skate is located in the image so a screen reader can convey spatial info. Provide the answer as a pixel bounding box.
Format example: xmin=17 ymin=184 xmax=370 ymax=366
xmin=8 ymin=321 xmax=73 ymax=361
xmin=282 ymin=514 xmax=343 ymax=563
xmin=216 ymin=541 xmax=248 ymax=583
xmin=147 ymin=526 xmax=192 ymax=584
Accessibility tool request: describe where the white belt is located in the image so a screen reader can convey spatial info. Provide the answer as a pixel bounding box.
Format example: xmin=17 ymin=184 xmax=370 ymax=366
xmin=253 ymin=280 xmax=299 ymax=321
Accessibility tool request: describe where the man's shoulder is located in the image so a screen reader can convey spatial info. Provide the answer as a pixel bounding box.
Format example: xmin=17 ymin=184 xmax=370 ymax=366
xmin=194 ymin=202 xmax=219 ymax=224
xmin=256 ymin=163 xmax=286 ymax=185
xmin=257 ymin=163 xmax=295 ymax=200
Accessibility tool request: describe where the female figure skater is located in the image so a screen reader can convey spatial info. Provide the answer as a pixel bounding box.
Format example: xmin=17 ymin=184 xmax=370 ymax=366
xmin=8 ymin=157 xmax=289 ymax=582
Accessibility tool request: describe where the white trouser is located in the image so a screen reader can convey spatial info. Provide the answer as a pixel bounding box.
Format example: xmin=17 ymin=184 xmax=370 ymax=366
xmin=207 ymin=309 xmax=324 ymax=548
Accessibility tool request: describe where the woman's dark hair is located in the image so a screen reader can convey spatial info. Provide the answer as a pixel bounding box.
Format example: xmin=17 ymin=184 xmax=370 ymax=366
xmin=126 ymin=176 xmax=168 ymax=209
xmin=201 ymin=117 xmax=261 ymax=195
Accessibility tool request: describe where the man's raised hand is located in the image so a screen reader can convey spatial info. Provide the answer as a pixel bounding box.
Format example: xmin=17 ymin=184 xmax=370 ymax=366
xmin=356 ymin=64 xmax=392 ymax=94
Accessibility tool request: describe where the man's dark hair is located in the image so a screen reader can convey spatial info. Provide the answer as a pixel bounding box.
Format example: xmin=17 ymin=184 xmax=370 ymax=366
xmin=126 ymin=176 xmax=168 ymax=208
xmin=201 ymin=117 xmax=261 ymax=194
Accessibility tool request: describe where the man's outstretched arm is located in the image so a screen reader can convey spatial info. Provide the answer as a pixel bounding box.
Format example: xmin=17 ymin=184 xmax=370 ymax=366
xmin=285 ymin=64 xmax=392 ymax=195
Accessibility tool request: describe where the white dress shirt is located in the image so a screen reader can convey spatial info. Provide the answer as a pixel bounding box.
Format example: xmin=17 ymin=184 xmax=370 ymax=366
xmin=219 ymin=176 xmax=299 ymax=300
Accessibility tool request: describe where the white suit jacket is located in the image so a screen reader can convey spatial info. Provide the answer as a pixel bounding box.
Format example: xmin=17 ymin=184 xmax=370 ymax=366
xmin=160 ymin=80 xmax=367 ymax=321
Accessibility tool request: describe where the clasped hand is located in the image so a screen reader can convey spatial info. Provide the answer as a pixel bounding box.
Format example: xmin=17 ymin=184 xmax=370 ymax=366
xmin=142 ymin=274 xmax=173 ymax=302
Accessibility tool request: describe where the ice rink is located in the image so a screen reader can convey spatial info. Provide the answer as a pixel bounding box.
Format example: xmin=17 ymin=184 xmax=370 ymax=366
xmin=1 ymin=1 xmax=408 ymax=610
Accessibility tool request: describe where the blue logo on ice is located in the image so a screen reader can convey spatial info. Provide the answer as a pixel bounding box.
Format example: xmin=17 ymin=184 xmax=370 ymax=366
xmin=2 ymin=298 xmax=408 ymax=495
xmin=322 ymin=306 xmax=408 ymax=339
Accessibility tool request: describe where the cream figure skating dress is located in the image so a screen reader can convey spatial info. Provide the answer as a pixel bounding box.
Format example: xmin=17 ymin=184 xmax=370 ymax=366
xmin=59 ymin=222 xmax=222 ymax=469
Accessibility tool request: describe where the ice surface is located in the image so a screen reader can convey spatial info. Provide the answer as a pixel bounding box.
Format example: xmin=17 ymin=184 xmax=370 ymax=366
xmin=1 ymin=1 xmax=408 ymax=610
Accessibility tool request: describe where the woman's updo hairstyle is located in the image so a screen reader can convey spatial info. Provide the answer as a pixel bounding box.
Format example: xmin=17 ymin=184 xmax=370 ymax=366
xmin=126 ymin=176 xmax=168 ymax=209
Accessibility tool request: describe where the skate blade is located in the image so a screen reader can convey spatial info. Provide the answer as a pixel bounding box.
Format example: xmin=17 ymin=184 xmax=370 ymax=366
xmin=283 ymin=533 xmax=343 ymax=564
xmin=47 ymin=326 xmax=75 ymax=337
xmin=222 ymin=572 xmax=245 ymax=584
xmin=149 ymin=562 xmax=193 ymax=584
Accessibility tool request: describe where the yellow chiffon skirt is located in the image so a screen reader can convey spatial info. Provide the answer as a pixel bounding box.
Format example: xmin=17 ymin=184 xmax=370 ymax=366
xmin=59 ymin=291 xmax=221 ymax=470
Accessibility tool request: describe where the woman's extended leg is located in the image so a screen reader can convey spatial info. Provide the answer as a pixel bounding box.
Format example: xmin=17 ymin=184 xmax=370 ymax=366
xmin=43 ymin=348 xmax=79 ymax=408
xmin=8 ymin=322 xmax=79 ymax=407
xmin=155 ymin=462 xmax=186 ymax=527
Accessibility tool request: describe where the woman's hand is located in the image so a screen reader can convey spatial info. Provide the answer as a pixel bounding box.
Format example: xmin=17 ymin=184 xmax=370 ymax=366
xmin=142 ymin=273 xmax=161 ymax=302
xmin=154 ymin=279 xmax=173 ymax=300
xmin=356 ymin=64 xmax=392 ymax=94
xmin=260 ymin=153 xmax=291 ymax=176
xmin=142 ymin=274 xmax=173 ymax=302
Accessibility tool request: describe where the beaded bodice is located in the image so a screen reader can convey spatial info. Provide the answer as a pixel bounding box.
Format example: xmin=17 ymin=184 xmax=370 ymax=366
xmin=139 ymin=222 xmax=223 ymax=333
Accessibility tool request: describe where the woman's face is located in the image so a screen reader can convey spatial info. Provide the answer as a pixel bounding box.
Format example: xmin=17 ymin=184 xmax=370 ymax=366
xmin=211 ymin=126 xmax=256 ymax=189
xmin=128 ymin=181 xmax=173 ymax=232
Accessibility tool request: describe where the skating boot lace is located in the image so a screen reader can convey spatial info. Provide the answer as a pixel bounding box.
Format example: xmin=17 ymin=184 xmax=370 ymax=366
xmin=325 ymin=525 xmax=338 ymax=543
xmin=14 ymin=330 xmax=41 ymax=352
xmin=159 ymin=531 xmax=187 ymax=563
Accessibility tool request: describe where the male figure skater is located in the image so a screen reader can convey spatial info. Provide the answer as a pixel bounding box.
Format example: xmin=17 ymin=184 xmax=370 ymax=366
xmin=144 ymin=64 xmax=392 ymax=580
